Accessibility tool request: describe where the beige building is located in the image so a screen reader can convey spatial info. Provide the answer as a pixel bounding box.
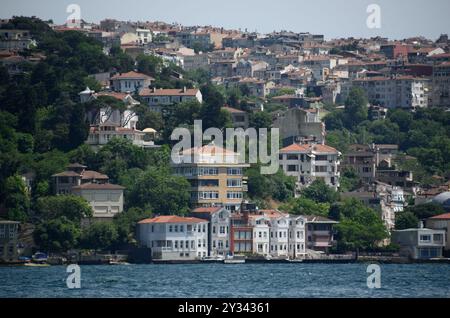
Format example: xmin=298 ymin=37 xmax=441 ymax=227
xmin=172 ymin=144 xmax=249 ymax=212
xmin=72 ymin=183 xmax=125 ymax=221
xmin=0 ymin=221 xmax=19 ymax=263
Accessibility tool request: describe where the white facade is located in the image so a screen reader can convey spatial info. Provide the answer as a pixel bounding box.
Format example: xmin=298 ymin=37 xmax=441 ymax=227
xmin=269 ymin=216 xmax=290 ymax=258
xmin=139 ymin=88 xmax=203 ymax=112
xmin=136 ymin=28 xmax=152 ymax=45
xmin=111 ymin=71 xmax=153 ymax=93
xmin=71 ymin=184 xmax=125 ymax=220
xmin=280 ymin=144 xmax=341 ymax=193
xmin=289 ymin=216 xmax=307 ymax=258
xmin=138 ymin=216 xmax=209 ymax=261
xmin=353 ymin=76 xmax=429 ymax=110
xmin=250 ymin=216 xmax=270 ymax=256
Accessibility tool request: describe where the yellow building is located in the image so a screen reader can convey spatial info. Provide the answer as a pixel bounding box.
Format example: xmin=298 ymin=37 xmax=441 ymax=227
xmin=172 ymin=144 xmax=249 ymax=212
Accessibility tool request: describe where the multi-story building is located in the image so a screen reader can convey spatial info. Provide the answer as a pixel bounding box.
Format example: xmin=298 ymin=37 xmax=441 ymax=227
xmin=190 ymin=207 xmax=231 ymax=257
xmin=304 ymin=216 xmax=338 ymax=253
xmin=0 ymin=29 xmax=36 ymax=50
xmin=289 ymin=215 xmax=307 ymax=259
xmin=279 ymin=143 xmax=341 ymax=192
xmin=136 ymin=28 xmax=152 ymax=45
xmin=79 ymin=88 xmax=155 ymax=149
xmin=264 ymin=210 xmax=290 ymax=258
xmin=0 ymin=221 xmax=19 ymax=263
xmin=342 ymin=144 xmax=377 ymax=184
xmin=352 ymin=76 xmax=429 ymax=110
xmin=431 ymin=62 xmax=450 ymax=108
xmin=392 ymin=226 xmax=445 ymax=259
xmin=273 ymin=108 xmax=325 ymax=146
xmin=52 ymin=163 xmax=124 ymax=221
xmin=139 ymin=87 xmax=203 ymax=112
xmin=172 ymin=144 xmax=249 ymax=212
xmin=221 ymin=106 xmax=249 ymax=129
xmin=138 ymin=215 xmax=209 ymax=261
xmin=426 ymin=213 xmax=450 ymax=255
xmin=111 ymin=71 xmax=154 ymax=93
xmin=182 ymin=53 xmax=210 ymax=72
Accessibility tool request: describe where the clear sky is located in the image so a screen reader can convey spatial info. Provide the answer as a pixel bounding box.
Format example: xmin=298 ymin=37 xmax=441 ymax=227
xmin=1 ymin=0 xmax=449 ymax=40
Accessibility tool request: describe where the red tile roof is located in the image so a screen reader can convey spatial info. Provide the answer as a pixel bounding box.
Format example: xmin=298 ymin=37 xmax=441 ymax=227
xmin=279 ymin=143 xmax=339 ymax=154
xmin=139 ymin=88 xmax=199 ymax=96
xmin=138 ymin=215 xmax=207 ymax=224
xmin=429 ymin=213 xmax=450 ymax=220
xmin=191 ymin=207 xmax=223 ymax=214
xmin=72 ymin=183 xmax=125 ymax=190
xmin=111 ymin=71 xmax=154 ymax=80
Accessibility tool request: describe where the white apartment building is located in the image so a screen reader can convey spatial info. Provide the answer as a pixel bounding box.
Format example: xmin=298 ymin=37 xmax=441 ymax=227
xmin=139 ymin=87 xmax=203 ymax=112
xmin=279 ymin=143 xmax=341 ymax=193
xmin=249 ymin=215 xmax=271 ymax=256
xmin=352 ymin=76 xmax=429 ymax=110
xmin=289 ymin=216 xmax=307 ymax=259
xmin=136 ymin=28 xmax=152 ymax=45
xmin=138 ymin=215 xmax=209 ymax=261
xmin=79 ymin=88 xmax=156 ymax=149
xmin=191 ymin=207 xmax=231 ymax=257
xmin=111 ymin=71 xmax=154 ymax=93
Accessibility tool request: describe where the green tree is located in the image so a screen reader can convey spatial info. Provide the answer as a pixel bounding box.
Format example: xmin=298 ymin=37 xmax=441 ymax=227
xmin=128 ymin=167 xmax=191 ymax=214
xmin=114 ymin=207 xmax=153 ymax=245
xmin=280 ymin=197 xmax=330 ymax=217
xmin=36 ymin=195 xmax=93 ymax=222
xmin=80 ymin=222 xmax=118 ymax=250
xmin=3 ymin=175 xmax=30 ymax=222
xmin=300 ymin=179 xmax=339 ymax=204
xmin=334 ymin=198 xmax=388 ymax=251
xmin=405 ymin=203 xmax=445 ymax=220
xmin=34 ymin=216 xmax=81 ymax=253
xmin=395 ymin=211 xmax=420 ymax=230
xmin=343 ymin=87 xmax=368 ymax=129
xmin=249 ymin=111 xmax=272 ymax=130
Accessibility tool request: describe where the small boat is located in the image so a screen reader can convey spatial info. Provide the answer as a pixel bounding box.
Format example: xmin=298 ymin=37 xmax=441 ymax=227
xmin=201 ymin=256 xmax=225 ymax=263
xmin=109 ymin=260 xmax=131 ymax=265
xmin=24 ymin=262 xmax=50 ymax=267
xmin=223 ymin=255 xmax=246 ymax=264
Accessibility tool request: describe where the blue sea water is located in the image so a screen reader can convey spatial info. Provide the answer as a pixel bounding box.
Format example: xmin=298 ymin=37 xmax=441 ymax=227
xmin=1 ymin=263 xmax=449 ymax=298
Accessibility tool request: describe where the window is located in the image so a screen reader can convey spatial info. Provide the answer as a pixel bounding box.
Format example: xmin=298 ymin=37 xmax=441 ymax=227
xmin=180 ymin=225 xmax=184 ymax=232
xmin=315 ymin=166 xmax=328 ymax=173
xmin=287 ymin=154 xmax=299 ymax=160
xmin=227 ymin=179 xmax=242 ymax=187
xmin=287 ymin=165 xmax=299 ymax=172
xmin=315 ymin=155 xmax=328 ymax=161
xmin=227 ymin=192 xmax=243 ymax=199
xmin=169 ymin=225 xmax=173 ymax=232
xmin=227 ymin=168 xmax=242 ymax=175
xmin=420 ymin=235 xmax=431 ymax=242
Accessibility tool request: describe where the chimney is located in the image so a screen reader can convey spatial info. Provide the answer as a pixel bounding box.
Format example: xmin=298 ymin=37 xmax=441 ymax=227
xmin=153 ymin=87 xmax=156 ymax=93
xmin=183 ymin=86 xmax=187 ymax=93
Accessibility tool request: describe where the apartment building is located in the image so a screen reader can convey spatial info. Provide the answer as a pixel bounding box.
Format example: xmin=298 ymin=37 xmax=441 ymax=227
xmin=138 ymin=215 xmax=209 ymax=261
xmin=273 ymin=108 xmax=326 ymax=146
xmin=304 ymin=216 xmax=338 ymax=253
xmin=431 ymin=62 xmax=450 ymax=108
xmin=279 ymin=143 xmax=341 ymax=192
xmin=190 ymin=207 xmax=231 ymax=257
xmin=352 ymin=76 xmax=429 ymax=110
xmin=111 ymin=71 xmax=154 ymax=93
xmin=139 ymin=87 xmax=203 ymax=112
xmin=342 ymin=144 xmax=377 ymax=184
xmin=172 ymin=144 xmax=249 ymax=212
